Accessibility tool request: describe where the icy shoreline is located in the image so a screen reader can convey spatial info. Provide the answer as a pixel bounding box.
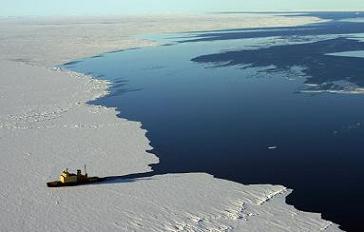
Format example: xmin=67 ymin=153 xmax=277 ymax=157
xmin=0 ymin=14 xmax=342 ymax=231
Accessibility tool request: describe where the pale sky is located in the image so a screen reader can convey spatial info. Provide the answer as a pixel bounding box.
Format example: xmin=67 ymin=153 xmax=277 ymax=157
xmin=1 ymin=0 xmax=364 ymax=17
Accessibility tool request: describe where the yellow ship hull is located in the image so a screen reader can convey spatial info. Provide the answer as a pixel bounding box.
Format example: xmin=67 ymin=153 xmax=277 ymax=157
xmin=47 ymin=177 xmax=100 ymax=187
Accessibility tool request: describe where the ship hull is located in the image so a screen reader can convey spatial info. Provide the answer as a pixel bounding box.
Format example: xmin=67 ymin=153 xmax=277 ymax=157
xmin=47 ymin=177 xmax=100 ymax=187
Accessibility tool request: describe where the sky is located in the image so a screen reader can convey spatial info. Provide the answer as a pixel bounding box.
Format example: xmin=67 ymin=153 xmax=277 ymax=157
xmin=1 ymin=0 xmax=364 ymax=17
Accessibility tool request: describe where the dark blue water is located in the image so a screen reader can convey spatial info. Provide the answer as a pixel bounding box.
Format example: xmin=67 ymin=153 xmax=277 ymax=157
xmin=65 ymin=13 xmax=364 ymax=231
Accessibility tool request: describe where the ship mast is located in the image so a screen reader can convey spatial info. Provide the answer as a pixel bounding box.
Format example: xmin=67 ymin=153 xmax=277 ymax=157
xmin=84 ymin=164 xmax=87 ymax=175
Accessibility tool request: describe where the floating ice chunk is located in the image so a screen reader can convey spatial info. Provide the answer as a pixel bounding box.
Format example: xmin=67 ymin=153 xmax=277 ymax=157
xmin=268 ymin=146 xmax=278 ymax=150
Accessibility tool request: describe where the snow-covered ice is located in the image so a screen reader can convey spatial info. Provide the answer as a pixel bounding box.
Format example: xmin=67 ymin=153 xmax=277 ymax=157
xmin=0 ymin=15 xmax=342 ymax=231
